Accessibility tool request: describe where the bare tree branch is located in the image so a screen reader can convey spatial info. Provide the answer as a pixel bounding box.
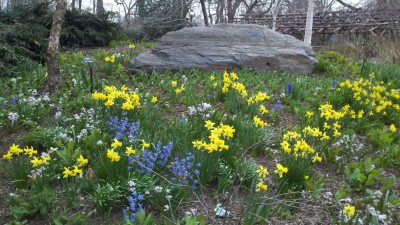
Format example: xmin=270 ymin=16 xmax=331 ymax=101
xmin=336 ymin=0 xmax=360 ymax=10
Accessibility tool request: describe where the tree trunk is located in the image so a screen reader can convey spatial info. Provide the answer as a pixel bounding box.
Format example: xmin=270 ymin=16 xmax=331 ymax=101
xmin=79 ymin=0 xmax=82 ymax=11
xmin=93 ymin=0 xmax=95 ymax=14
xmin=97 ymin=0 xmax=104 ymax=15
xmin=44 ymin=0 xmax=67 ymax=93
xmin=200 ymin=0 xmax=209 ymax=26
xmin=71 ymin=0 xmax=75 ymax=10
xmin=208 ymin=0 xmax=213 ymax=25
xmin=227 ymin=0 xmax=233 ymax=23
xmin=219 ymin=0 xmax=225 ymax=23
xmin=304 ymin=0 xmax=314 ymax=45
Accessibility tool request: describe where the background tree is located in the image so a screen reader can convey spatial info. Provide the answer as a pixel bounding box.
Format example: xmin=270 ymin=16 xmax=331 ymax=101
xmin=44 ymin=0 xmax=66 ymax=93
xmin=97 ymin=0 xmax=104 ymax=15
xmin=304 ymin=0 xmax=314 ymax=45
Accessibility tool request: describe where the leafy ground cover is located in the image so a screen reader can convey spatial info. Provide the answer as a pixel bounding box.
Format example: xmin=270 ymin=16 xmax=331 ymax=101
xmin=0 ymin=44 xmax=399 ymax=225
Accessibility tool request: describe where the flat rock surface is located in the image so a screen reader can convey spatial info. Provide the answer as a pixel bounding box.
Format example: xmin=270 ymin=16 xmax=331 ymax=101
xmin=129 ymin=24 xmax=318 ymax=74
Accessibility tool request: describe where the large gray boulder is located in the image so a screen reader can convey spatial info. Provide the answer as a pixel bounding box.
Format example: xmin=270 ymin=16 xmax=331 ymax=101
xmin=129 ymin=24 xmax=318 ymax=74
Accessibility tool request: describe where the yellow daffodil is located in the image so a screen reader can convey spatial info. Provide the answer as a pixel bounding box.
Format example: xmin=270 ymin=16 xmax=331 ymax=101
xmin=259 ymin=105 xmax=269 ymax=114
xmin=111 ymin=138 xmax=123 ymax=149
xmin=141 ymin=140 xmax=151 ymax=150
xmin=343 ymin=204 xmax=356 ymax=217
xmin=256 ymin=165 xmax=268 ymax=178
xmin=125 ymin=146 xmax=137 ymax=156
xmin=274 ymin=164 xmax=288 ymax=178
xmin=255 ymin=92 xmax=270 ymax=102
xmin=129 ymin=44 xmax=136 ymax=49
xmin=107 ymin=149 xmax=121 ymax=162
xmin=306 ymin=111 xmax=314 ymax=118
xmin=3 ymin=152 xmax=13 ymax=160
xmin=213 ymin=82 xmax=218 ymax=88
xmin=171 ymin=81 xmax=178 ymax=87
xmin=63 ymin=167 xmax=75 ymax=178
xmin=41 ymin=155 xmax=51 ymax=164
xmin=77 ymin=155 xmax=89 ymax=167
xmin=23 ymin=146 xmax=37 ymax=157
xmin=204 ymin=120 xmax=215 ymax=130
xmin=253 ymin=116 xmax=268 ymax=128
xmin=210 ymin=75 xmax=216 ymax=81
xmin=390 ymin=124 xmax=397 ymax=133
xmin=9 ymin=143 xmax=23 ymax=155
xmin=73 ymin=165 xmax=83 ymax=176
xmin=255 ymin=180 xmax=268 ymax=192
xmin=312 ymin=153 xmax=322 ymax=163
xmin=151 ymin=96 xmax=158 ymax=103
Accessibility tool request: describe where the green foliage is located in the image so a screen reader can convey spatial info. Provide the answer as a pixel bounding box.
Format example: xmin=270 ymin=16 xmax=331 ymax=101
xmin=315 ymin=51 xmax=361 ymax=76
xmin=344 ymin=157 xmax=381 ymax=190
xmin=0 ymin=2 xmax=49 ymax=77
xmin=0 ymin=2 xmax=125 ymax=77
xmin=61 ymin=10 xmax=125 ymax=48
xmin=90 ymin=182 xmax=124 ymax=214
xmin=7 ymin=187 xmax=55 ymax=220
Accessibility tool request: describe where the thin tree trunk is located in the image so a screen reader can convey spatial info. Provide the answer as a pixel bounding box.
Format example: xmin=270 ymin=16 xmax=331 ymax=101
xmin=208 ymin=0 xmax=213 ymax=25
xmin=71 ymin=0 xmax=75 ymax=10
xmin=93 ymin=0 xmax=95 ymax=14
xmin=304 ymin=0 xmax=314 ymax=45
xmin=227 ymin=0 xmax=233 ymax=23
xmin=44 ymin=0 xmax=67 ymax=93
xmin=79 ymin=0 xmax=82 ymax=11
xmin=200 ymin=0 xmax=209 ymax=26
xmin=97 ymin=0 xmax=104 ymax=15
xmin=219 ymin=0 xmax=225 ymax=23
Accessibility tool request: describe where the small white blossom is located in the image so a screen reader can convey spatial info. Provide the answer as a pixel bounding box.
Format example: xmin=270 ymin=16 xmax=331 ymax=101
xmin=8 ymin=112 xmax=19 ymax=123
xmin=164 ymin=205 xmax=169 ymax=211
xmin=96 ymin=140 xmax=103 ymax=145
xmin=55 ymin=111 xmax=62 ymax=119
xmin=154 ymin=186 xmax=163 ymax=193
xmin=165 ymin=195 xmax=172 ymax=201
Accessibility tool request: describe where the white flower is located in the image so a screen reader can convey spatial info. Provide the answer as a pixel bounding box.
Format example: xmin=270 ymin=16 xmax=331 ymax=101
xmin=154 ymin=186 xmax=163 ymax=193
xmin=96 ymin=140 xmax=103 ymax=145
xmin=74 ymin=114 xmax=81 ymax=121
xmin=128 ymin=180 xmax=136 ymax=187
xmin=8 ymin=112 xmax=19 ymax=123
xmin=32 ymin=89 xmax=38 ymax=95
xmin=72 ymin=79 xmax=77 ymax=86
xmin=188 ymin=106 xmax=197 ymax=116
xmin=166 ymin=189 xmax=171 ymax=194
xmin=165 ymin=195 xmax=172 ymax=201
xmin=43 ymin=94 xmax=50 ymax=101
xmin=182 ymin=75 xmax=187 ymax=83
xmin=55 ymin=111 xmax=62 ymax=119
xmin=164 ymin=205 xmax=169 ymax=211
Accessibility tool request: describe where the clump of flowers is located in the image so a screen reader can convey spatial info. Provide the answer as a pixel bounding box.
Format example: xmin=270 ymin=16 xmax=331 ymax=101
xmin=63 ymin=154 xmax=89 ymax=178
xmin=123 ymin=191 xmax=144 ymax=223
xmin=167 ymin=152 xmax=200 ymax=189
xmin=129 ymin=142 xmax=173 ymax=175
xmin=2 ymin=144 xmax=39 ymax=160
xmin=187 ymin=102 xmax=213 ymax=118
xmin=192 ymin=120 xmax=235 ymax=153
xmin=104 ymin=55 xmax=115 ymax=63
xmin=107 ymin=116 xmax=140 ymax=141
xmin=92 ymin=85 xmax=141 ymax=110
xmin=255 ymin=165 xmax=268 ymax=192
xmin=106 ymin=138 xmax=123 ymax=162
